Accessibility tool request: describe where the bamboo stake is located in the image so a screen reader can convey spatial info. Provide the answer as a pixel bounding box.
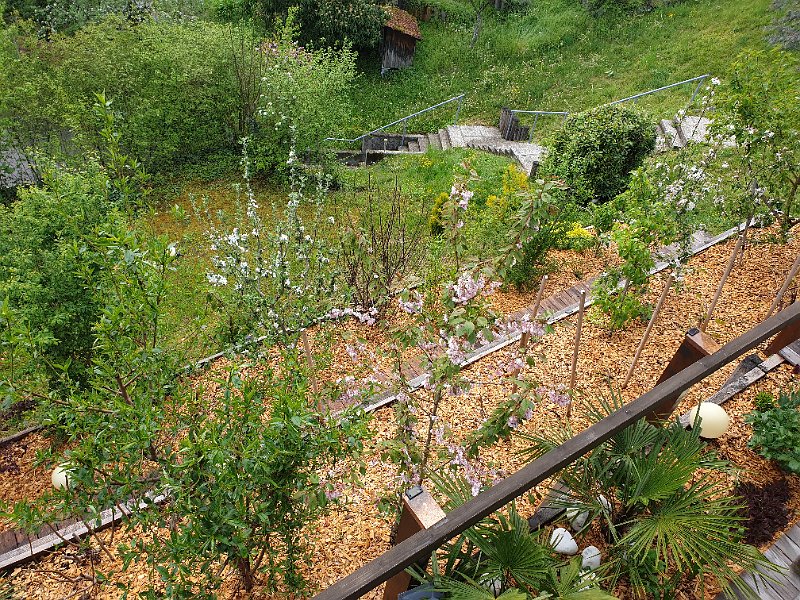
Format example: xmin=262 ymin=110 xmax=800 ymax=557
xmin=622 ymin=274 xmax=673 ymax=389
xmin=569 ymin=290 xmax=586 ymax=394
xmin=701 ymin=234 xmax=745 ymax=331
xmin=767 ymin=252 xmax=800 ymax=318
xmin=301 ymin=330 xmax=320 ymax=405
xmin=512 ymin=275 xmax=548 ymax=393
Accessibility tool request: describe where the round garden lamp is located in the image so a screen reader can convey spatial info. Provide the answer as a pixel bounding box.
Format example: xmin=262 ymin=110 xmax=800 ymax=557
xmin=687 ymin=402 xmax=730 ymax=439
xmin=51 ymin=464 xmax=72 ymax=490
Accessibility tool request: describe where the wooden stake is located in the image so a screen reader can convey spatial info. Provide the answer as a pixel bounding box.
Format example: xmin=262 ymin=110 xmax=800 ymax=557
xmin=521 ymin=275 xmax=548 ymax=351
xmin=767 ymin=253 xmax=800 ymax=318
xmin=569 ymin=290 xmax=586 ymax=393
xmin=622 ymin=274 xmax=673 ymax=389
xmin=301 ymin=330 xmax=320 ymax=405
xmin=701 ymin=234 xmax=745 ymax=331
xmin=738 ymin=215 xmax=753 ymax=266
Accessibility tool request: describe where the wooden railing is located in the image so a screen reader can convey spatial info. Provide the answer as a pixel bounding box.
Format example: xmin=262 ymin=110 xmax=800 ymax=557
xmin=313 ymin=301 xmax=800 ymax=600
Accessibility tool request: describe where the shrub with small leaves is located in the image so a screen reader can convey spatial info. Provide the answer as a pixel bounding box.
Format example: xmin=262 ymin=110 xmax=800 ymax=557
xmin=746 ymin=386 xmax=800 ymax=475
xmin=540 ymin=104 xmax=656 ymax=206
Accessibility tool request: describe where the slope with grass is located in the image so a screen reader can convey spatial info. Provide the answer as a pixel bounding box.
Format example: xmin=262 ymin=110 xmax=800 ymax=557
xmin=340 ymin=0 xmax=774 ymax=137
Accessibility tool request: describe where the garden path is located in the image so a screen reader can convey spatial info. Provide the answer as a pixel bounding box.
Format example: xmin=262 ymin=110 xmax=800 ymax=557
xmin=717 ymin=522 xmax=800 ymax=600
xmin=389 ymin=115 xmax=713 ymax=176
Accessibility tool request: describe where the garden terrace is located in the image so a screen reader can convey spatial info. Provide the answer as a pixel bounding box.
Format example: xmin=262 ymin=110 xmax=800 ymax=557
xmin=314 ymin=302 xmax=800 ymax=600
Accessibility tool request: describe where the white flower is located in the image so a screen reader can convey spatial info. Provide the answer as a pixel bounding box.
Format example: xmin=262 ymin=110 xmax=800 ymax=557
xmin=206 ymin=273 xmax=228 ymax=286
xmin=711 ymin=77 xmax=721 ymax=86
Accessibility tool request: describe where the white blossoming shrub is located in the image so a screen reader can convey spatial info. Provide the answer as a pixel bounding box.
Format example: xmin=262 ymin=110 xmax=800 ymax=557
xmin=198 ymin=138 xmax=341 ymax=345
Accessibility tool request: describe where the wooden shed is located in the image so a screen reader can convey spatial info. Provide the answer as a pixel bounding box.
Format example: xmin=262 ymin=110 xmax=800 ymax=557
xmin=381 ymin=7 xmax=422 ymax=75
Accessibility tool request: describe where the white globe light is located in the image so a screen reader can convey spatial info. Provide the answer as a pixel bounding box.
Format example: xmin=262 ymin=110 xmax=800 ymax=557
xmin=688 ymin=402 xmax=730 ymax=438
xmin=51 ymin=464 xmax=72 ymax=490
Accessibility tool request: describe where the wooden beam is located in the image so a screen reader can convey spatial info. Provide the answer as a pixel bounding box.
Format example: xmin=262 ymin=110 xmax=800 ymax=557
xmin=765 ymin=314 xmax=800 ymax=357
xmin=647 ymin=328 xmax=721 ymax=422
xmin=382 ymin=486 xmax=446 ymax=600
xmin=312 ymin=303 xmax=800 ymax=600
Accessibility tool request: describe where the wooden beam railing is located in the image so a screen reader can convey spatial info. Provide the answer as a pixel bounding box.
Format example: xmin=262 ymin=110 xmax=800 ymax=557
xmin=313 ymin=302 xmax=800 ymax=600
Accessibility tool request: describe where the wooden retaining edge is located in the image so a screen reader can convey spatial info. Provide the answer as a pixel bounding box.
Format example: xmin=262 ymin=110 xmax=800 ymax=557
xmin=0 ymin=492 xmax=167 ymax=572
xmin=361 ymin=224 xmax=744 ymax=414
xmin=0 ymin=425 xmax=44 ymax=448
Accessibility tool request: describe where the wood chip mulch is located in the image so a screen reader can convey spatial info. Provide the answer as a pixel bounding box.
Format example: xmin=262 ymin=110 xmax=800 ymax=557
xmin=2 ymin=227 xmax=799 ymax=599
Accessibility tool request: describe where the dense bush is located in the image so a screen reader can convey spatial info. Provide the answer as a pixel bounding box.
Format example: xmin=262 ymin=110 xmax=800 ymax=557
xmin=540 ymin=104 xmax=655 ymax=206
xmin=746 ymin=388 xmax=800 ymax=475
xmin=0 ymin=164 xmax=114 ymax=380
xmin=0 ymin=17 xmax=239 ymax=174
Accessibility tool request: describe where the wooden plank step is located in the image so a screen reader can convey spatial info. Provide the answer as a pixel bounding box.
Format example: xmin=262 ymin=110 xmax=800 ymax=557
xmin=779 ymin=340 xmax=800 ymax=367
xmin=0 ymin=492 xmax=166 ymax=572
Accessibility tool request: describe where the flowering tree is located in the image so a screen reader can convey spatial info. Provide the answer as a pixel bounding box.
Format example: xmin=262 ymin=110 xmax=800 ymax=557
xmin=709 ymin=49 xmax=800 ymax=236
xmin=199 ymin=138 xmax=340 ymax=345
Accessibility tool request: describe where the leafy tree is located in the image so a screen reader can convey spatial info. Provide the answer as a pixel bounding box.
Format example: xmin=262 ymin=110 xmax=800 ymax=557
xmin=518 ymin=396 xmax=777 ymax=599
xmin=253 ymin=13 xmax=356 ymax=178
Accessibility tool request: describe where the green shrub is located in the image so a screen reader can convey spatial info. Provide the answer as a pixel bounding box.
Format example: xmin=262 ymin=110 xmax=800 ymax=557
xmin=0 ymin=17 xmax=240 ymax=174
xmin=428 ymin=191 xmax=449 ymax=235
xmin=0 ymin=163 xmax=115 ymax=381
xmin=540 ymin=104 xmax=656 ymax=206
xmin=746 ymin=387 xmax=800 ymax=475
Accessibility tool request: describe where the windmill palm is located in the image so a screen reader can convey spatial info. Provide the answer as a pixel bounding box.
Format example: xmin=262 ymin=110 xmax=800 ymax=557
xmin=517 ymin=393 xmax=778 ymax=599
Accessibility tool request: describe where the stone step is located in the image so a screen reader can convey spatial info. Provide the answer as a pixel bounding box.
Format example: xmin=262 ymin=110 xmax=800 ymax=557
xmin=427 ymin=132 xmax=442 ymax=151
xmin=659 ymin=119 xmax=681 ymax=148
xmin=418 ymin=135 xmax=429 ymax=153
xmin=446 ymin=125 xmax=466 ymax=148
xmin=408 ymin=139 xmax=420 ymax=153
xmin=439 ymin=128 xmax=452 ymax=150
xmin=676 ymin=116 xmax=711 ymax=145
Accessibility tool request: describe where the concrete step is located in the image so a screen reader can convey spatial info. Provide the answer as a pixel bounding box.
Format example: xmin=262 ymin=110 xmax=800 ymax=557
xmin=446 ymin=125 xmax=466 ymax=148
xmin=427 ymin=132 xmax=442 ymax=151
xmin=439 ymin=128 xmax=452 ymax=150
xmin=659 ymin=119 xmax=681 ymax=148
xmin=418 ymin=135 xmax=429 ymax=153
xmin=408 ymin=139 xmax=420 ymax=153
xmin=677 ymin=116 xmax=711 ymax=145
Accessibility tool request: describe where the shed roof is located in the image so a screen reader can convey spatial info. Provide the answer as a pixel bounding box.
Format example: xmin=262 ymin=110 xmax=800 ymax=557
xmin=384 ymin=6 xmax=422 ymax=40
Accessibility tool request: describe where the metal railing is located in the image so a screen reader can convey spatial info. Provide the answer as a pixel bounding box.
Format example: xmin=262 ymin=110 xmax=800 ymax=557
xmin=324 ymin=94 xmax=465 ymax=152
xmin=505 ymin=74 xmax=710 ymax=141
xmin=312 ymin=301 xmax=800 ymax=600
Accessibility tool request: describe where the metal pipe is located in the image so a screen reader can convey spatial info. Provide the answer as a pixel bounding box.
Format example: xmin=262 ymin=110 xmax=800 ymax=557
xmin=324 ymin=94 xmax=466 ymax=145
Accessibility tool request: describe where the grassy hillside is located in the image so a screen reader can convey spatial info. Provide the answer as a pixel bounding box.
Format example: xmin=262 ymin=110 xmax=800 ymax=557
xmin=336 ymin=0 xmax=773 ymax=137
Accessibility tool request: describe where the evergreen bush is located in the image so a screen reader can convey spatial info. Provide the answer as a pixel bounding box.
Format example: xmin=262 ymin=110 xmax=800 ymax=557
xmin=540 ymin=104 xmax=655 ymax=206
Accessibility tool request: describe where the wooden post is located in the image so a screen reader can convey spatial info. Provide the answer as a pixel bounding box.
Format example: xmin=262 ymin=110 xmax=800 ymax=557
xmin=767 ymin=253 xmax=800 ymax=319
xmin=622 ymin=274 xmax=673 ymax=389
xmin=569 ymin=290 xmax=586 ymax=393
xmin=701 ymin=234 xmax=745 ymax=332
xmin=382 ymin=486 xmax=446 ymax=600
xmin=765 ymin=304 xmax=800 ymax=356
xmin=647 ymin=328 xmax=721 ymax=422
xmin=738 ymin=215 xmax=753 ymax=266
xmin=301 ymin=330 xmax=320 ymax=404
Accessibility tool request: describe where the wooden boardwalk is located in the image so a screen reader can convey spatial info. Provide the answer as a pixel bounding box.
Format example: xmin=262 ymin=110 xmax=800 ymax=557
xmin=717 ymin=523 xmax=800 ymax=600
